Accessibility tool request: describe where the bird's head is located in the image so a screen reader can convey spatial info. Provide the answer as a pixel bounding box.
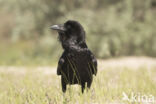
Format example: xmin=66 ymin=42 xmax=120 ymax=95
xmin=50 ymin=20 xmax=85 ymax=43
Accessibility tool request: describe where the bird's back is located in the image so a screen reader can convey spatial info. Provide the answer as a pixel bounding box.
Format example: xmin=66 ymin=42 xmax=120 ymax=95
xmin=61 ymin=49 xmax=94 ymax=84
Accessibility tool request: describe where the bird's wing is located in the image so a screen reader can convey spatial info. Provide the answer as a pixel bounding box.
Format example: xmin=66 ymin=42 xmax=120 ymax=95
xmin=74 ymin=49 xmax=98 ymax=76
xmin=87 ymin=50 xmax=98 ymax=76
xmin=57 ymin=51 xmax=66 ymax=75
xmin=91 ymin=54 xmax=98 ymax=75
xmin=67 ymin=42 xmax=98 ymax=76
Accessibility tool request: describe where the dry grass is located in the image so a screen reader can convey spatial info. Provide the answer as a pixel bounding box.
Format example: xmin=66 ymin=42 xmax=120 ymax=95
xmin=0 ymin=57 xmax=156 ymax=104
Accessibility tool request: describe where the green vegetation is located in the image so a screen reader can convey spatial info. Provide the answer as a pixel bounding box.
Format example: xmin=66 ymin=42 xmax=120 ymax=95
xmin=0 ymin=66 xmax=156 ymax=104
xmin=0 ymin=41 xmax=59 ymax=66
xmin=0 ymin=0 xmax=156 ymax=65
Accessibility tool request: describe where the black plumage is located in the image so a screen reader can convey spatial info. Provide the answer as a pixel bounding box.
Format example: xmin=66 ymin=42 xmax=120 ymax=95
xmin=50 ymin=20 xmax=97 ymax=93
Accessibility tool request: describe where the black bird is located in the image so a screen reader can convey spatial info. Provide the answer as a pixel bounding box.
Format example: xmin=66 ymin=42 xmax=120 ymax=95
xmin=50 ymin=20 xmax=97 ymax=93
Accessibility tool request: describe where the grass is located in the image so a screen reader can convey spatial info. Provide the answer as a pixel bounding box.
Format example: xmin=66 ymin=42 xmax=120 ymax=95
xmin=0 ymin=65 xmax=156 ymax=104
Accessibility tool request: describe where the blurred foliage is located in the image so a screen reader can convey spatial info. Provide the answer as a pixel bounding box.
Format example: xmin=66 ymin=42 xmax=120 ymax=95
xmin=0 ymin=0 xmax=156 ymax=65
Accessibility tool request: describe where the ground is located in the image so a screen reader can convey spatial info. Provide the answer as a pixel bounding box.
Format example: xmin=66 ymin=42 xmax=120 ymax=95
xmin=0 ymin=57 xmax=156 ymax=104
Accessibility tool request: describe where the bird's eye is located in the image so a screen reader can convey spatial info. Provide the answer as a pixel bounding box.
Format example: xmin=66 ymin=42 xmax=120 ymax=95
xmin=67 ymin=25 xmax=71 ymax=29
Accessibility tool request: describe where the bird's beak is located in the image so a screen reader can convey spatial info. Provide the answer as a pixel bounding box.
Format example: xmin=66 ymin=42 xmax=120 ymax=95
xmin=50 ymin=24 xmax=65 ymax=32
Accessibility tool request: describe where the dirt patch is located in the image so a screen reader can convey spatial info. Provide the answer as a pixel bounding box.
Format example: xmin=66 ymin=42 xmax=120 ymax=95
xmin=98 ymin=56 xmax=156 ymax=70
xmin=0 ymin=56 xmax=156 ymax=75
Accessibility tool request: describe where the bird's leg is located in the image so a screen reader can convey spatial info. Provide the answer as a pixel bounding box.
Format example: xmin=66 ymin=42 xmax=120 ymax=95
xmin=61 ymin=76 xmax=67 ymax=93
xmin=81 ymin=82 xmax=85 ymax=93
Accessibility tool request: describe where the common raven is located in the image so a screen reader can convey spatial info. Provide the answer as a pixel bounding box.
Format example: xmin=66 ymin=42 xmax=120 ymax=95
xmin=50 ymin=20 xmax=97 ymax=93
